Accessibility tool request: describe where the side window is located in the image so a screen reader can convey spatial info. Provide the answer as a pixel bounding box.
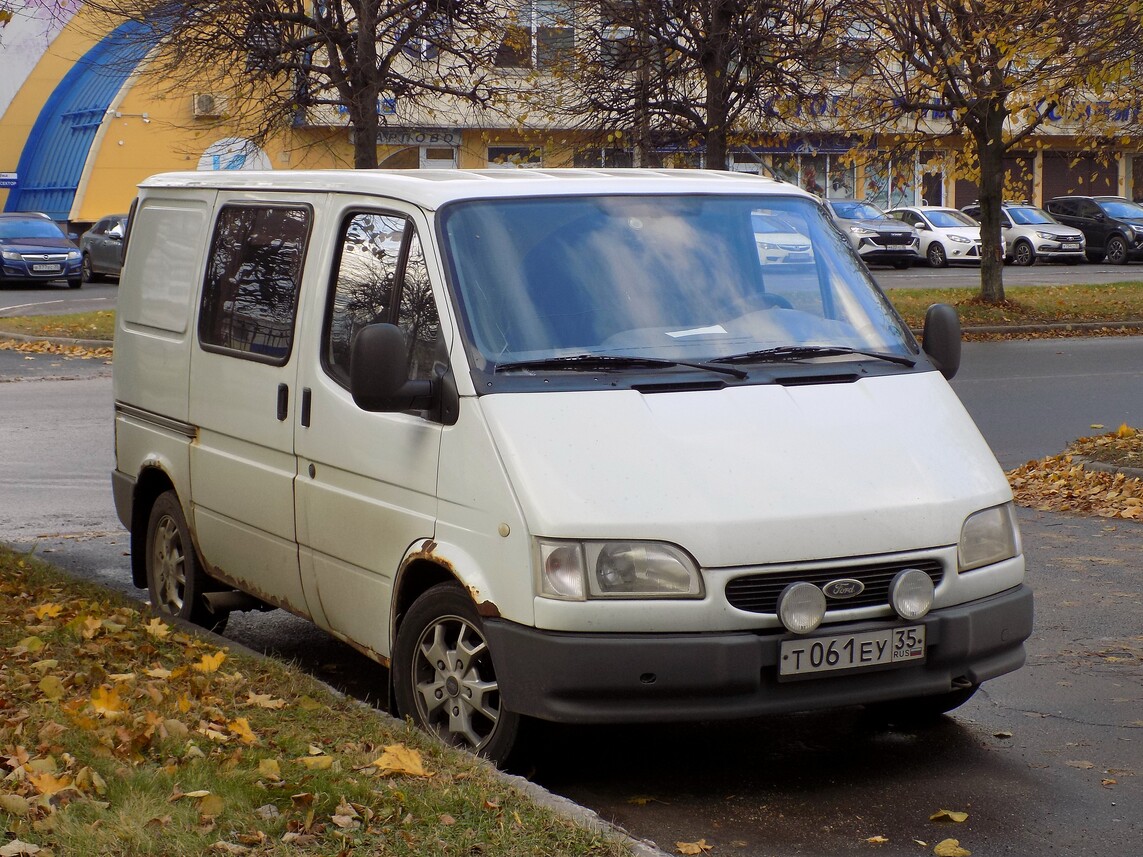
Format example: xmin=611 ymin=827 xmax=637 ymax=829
xmin=399 ymin=231 xmax=442 ymax=382
xmin=324 ymin=212 xmax=441 ymax=389
xmin=199 ymin=205 xmax=309 ymax=363
xmin=1077 ymin=201 xmax=1100 ymax=219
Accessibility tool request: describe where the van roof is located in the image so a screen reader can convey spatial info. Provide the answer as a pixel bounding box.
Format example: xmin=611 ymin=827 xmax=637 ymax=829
xmin=137 ymin=168 xmax=802 ymax=210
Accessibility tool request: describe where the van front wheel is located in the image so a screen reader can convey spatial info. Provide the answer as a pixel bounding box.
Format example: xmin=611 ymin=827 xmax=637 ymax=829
xmin=393 ymin=583 xmax=520 ymax=765
xmin=145 ymin=491 xmax=228 ymax=632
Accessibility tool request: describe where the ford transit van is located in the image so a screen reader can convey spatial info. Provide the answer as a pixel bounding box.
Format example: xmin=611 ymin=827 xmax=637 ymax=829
xmin=113 ymin=169 xmax=1033 ymax=763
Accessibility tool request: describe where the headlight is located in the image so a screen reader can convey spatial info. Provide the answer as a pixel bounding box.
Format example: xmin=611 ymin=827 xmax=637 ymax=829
xmin=949 ymin=234 xmax=971 ymax=244
xmin=67 ymin=250 xmax=81 ymax=261
xmin=537 ymin=539 xmax=703 ymax=600
xmin=849 ymin=226 xmax=878 ymax=237
xmin=1 ymin=250 xmax=21 ymax=261
xmin=958 ymin=503 xmax=1021 ymax=572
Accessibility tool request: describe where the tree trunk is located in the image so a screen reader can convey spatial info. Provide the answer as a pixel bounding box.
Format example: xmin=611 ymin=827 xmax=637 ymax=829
xmin=702 ymin=0 xmax=733 ymax=170
xmin=974 ymin=104 xmax=1007 ymax=303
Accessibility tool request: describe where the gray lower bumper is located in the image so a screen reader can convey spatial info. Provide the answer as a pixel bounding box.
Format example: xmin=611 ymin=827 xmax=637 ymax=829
xmin=483 ymin=584 xmax=1034 ymax=723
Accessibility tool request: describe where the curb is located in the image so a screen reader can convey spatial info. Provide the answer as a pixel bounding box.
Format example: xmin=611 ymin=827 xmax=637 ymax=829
xmin=1075 ymin=457 xmax=1143 ymax=480
xmin=0 ymin=329 xmax=111 ymax=349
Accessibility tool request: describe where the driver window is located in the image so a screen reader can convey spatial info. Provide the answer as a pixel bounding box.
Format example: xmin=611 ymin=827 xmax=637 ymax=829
xmin=324 ymin=212 xmax=441 ymax=389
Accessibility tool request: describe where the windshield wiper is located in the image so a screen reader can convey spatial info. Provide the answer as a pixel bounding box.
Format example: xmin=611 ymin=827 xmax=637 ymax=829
xmin=713 ymin=345 xmax=916 ymax=368
xmin=494 ymin=353 xmax=748 ymax=379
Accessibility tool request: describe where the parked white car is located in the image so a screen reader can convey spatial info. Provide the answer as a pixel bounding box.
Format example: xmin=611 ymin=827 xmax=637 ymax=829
xmin=960 ymin=202 xmax=1085 ymax=266
xmin=751 ymin=211 xmax=814 ymax=265
xmin=887 ymin=205 xmax=999 ymax=267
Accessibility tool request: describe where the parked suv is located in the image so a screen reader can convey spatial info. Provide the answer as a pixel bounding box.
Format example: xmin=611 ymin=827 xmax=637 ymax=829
xmin=826 ymin=200 xmax=920 ymax=269
xmin=1044 ymin=195 xmax=1143 ymax=264
xmin=960 ymin=202 xmax=1085 ymax=266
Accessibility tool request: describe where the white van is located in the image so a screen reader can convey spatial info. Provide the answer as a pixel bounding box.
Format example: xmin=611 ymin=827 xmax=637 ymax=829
xmin=112 ymin=169 xmax=1033 ymax=763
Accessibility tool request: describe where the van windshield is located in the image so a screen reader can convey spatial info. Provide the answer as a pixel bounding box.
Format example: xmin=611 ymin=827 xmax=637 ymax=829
xmin=439 ymin=194 xmax=915 ymax=379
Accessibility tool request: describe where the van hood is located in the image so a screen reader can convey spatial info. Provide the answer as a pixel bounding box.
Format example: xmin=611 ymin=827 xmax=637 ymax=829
xmin=480 ymin=372 xmax=1009 ymax=568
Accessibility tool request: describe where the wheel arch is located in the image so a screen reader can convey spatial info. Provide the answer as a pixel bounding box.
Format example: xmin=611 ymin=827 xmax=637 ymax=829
xmin=129 ymin=466 xmax=177 ymax=588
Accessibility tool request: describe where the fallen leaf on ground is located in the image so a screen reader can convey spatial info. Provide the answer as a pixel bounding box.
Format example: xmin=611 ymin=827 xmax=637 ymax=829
xmin=676 ymin=840 xmax=713 ymax=855
xmin=934 ymin=839 xmax=971 ymax=857
xmin=930 ymin=809 xmax=969 ymax=823
xmin=866 ymin=834 xmax=889 ymax=843
xmin=371 ymin=744 xmax=431 ymax=777
xmin=1066 ymin=760 xmax=1095 ymax=769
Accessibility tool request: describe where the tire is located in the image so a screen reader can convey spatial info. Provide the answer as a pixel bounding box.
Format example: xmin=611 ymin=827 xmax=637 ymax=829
xmin=1086 ymin=249 xmax=1105 ymax=263
xmin=1105 ymin=234 xmax=1129 ymax=265
xmin=81 ymin=254 xmax=103 ymax=284
xmin=145 ymin=491 xmax=229 ymax=632
xmin=892 ymin=259 xmax=912 ymax=270
xmin=926 ymin=242 xmax=948 ymax=268
xmin=67 ymin=277 xmax=82 ymax=289
xmin=864 ymin=684 xmax=979 ymax=726
xmin=393 ymin=582 xmax=521 ymax=765
xmin=1012 ymin=240 xmax=1035 ymax=267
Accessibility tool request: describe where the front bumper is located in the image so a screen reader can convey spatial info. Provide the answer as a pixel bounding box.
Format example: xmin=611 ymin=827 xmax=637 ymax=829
xmin=484 ymin=584 xmax=1033 ymax=723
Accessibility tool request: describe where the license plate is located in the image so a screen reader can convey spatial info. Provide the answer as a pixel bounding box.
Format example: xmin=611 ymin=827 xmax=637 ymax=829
xmin=887 ymin=244 xmax=910 ymax=251
xmin=32 ymin=263 xmax=60 ymax=272
xmin=1062 ymin=243 xmax=1079 ymax=249
xmin=779 ymin=625 xmax=925 ymax=677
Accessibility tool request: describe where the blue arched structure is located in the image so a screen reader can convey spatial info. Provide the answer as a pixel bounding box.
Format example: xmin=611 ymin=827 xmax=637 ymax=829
xmin=6 ymin=19 xmax=153 ymax=221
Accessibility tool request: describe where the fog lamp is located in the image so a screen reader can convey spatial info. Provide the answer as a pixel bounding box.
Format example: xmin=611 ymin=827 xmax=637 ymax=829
xmin=889 ymin=568 xmax=934 ymax=621
xmin=777 ymin=582 xmax=826 ymax=634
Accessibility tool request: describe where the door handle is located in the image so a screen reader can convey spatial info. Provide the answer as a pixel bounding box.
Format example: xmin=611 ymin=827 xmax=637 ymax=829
xmin=276 ymin=383 xmax=288 ymax=421
xmin=301 ymin=387 xmax=312 ymax=428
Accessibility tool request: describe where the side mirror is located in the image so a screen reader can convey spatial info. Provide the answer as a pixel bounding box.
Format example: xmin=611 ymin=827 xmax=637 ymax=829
xmin=922 ymin=304 xmax=961 ymax=380
xmin=109 ymin=227 xmax=124 ymax=240
xmin=350 ymin=323 xmax=434 ymax=412
xmin=913 ymin=221 xmax=927 ymax=230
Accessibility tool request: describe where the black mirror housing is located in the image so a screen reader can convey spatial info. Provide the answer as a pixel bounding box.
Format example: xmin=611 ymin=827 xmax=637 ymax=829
xmin=922 ymin=303 xmax=961 ymax=380
xmin=350 ymin=323 xmax=434 ymax=412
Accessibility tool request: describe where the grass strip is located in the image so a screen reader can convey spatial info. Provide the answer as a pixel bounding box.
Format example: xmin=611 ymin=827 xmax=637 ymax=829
xmin=0 ymin=549 xmax=632 ymax=857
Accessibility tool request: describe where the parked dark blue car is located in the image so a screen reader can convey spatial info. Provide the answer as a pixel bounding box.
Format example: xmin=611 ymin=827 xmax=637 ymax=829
xmin=0 ymin=213 xmax=83 ymax=289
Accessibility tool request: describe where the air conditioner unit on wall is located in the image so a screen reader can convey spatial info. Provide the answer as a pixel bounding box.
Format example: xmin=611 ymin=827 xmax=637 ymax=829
xmin=192 ymin=93 xmax=228 ymax=119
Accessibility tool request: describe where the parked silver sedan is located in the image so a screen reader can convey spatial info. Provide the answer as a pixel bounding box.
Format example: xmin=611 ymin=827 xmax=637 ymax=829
xmin=79 ymin=213 xmax=128 ymax=282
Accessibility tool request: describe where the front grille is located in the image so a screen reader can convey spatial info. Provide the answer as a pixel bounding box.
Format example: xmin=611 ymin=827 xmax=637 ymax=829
xmin=725 ymin=558 xmax=944 ymax=614
xmin=871 ymin=232 xmax=913 ymax=247
xmin=18 ymin=253 xmax=67 ymax=262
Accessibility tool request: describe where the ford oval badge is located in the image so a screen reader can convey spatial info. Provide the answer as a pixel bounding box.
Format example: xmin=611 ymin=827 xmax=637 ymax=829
xmin=822 ymin=578 xmax=865 ymax=600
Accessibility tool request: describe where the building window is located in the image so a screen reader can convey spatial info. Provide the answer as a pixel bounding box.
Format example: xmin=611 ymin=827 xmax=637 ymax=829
xmin=573 ymin=147 xmax=633 ymax=168
xmin=495 ymin=0 xmax=574 ymax=69
xmin=199 ymin=205 xmax=310 ymax=363
xmin=488 ymin=145 xmax=543 ymax=168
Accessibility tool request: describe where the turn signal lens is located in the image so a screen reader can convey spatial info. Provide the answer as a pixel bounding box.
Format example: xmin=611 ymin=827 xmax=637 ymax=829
xmin=538 ymin=542 xmax=585 ymax=600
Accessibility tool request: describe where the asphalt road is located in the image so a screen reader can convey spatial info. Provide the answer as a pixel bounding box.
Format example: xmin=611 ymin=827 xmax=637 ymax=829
xmin=1 ymin=335 xmax=1141 ymax=856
